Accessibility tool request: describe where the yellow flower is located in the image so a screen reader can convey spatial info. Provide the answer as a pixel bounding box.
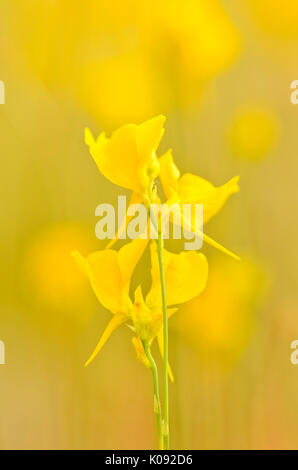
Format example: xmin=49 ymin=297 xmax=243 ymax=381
xmin=9 ymin=0 xmax=240 ymax=125
xmin=159 ymin=150 xmax=239 ymax=222
xmin=153 ymin=0 xmax=240 ymax=82
xmin=73 ymin=239 xmax=208 ymax=376
xmin=85 ymin=115 xmax=165 ymax=202
xmin=159 ymin=149 xmax=240 ymax=259
xmin=249 ymin=0 xmax=298 ymax=39
xmin=23 ymin=223 xmax=95 ymax=313
xmin=133 ymin=244 xmax=208 ymax=341
xmin=228 ymin=108 xmax=279 ymax=161
xmin=79 ymin=50 xmax=165 ymax=128
xmin=132 ymin=244 xmax=208 ymax=382
xmin=137 ymin=243 xmax=208 ymax=381
xmin=73 ymin=238 xmax=147 ymax=366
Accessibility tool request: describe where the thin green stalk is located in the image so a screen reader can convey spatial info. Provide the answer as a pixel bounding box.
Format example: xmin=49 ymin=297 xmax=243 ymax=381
xmin=156 ymin=232 xmax=170 ymax=449
xmin=143 ymin=340 xmax=163 ymax=450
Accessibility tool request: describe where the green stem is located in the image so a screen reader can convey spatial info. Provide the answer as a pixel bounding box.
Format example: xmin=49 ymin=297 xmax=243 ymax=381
xmin=156 ymin=233 xmax=170 ymax=449
xmin=143 ymin=340 xmax=163 ymax=450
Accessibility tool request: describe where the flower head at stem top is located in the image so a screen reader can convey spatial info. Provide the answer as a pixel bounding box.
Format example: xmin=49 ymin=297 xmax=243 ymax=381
xmin=73 ymin=238 xmax=208 ymax=375
xmin=85 ymin=115 xmax=165 ymax=206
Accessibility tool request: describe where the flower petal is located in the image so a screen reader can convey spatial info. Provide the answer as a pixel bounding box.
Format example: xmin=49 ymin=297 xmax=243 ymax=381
xmin=132 ymin=336 xmax=150 ymax=368
xmin=167 ymin=205 xmax=240 ymax=260
xmin=86 ymin=125 xmax=141 ymax=193
xmin=73 ymin=250 xmax=123 ymax=313
xmin=85 ymin=314 xmax=126 ymax=367
xmin=179 ymin=211 xmax=241 ymax=261
xmin=85 ymin=116 xmax=166 ymax=196
xmin=106 ymin=192 xmax=144 ymax=249
xmin=159 ymin=150 xmax=180 ymax=201
xmin=118 ymin=239 xmax=148 ymax=293
xmin=136 ymin=115 xmax=165 ymax=163
xmin=178 ymin=174 xmax=240 ymax=223
xmin=73 ymin=239 xmax=146 ymax=315
xmin=147 ymin=244 xmax=208 ymax=307
xmin=159 ymin=151 xmax=239 ymax=223
xmin=165 ymin=252 xmax=208 ymax=306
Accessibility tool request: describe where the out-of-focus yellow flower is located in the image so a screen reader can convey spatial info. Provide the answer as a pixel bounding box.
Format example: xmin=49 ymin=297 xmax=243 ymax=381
xmin=228 ymin=108 xmax=279 ymax=161
xmin=79 ymin=51 xmax=165 ymax=128
xmin=73 ymin=239 xmax=208 ymax=374
xmin=177 ymin=258 xmax=266 ymax=370
xmin=248 ymin=0 xmax=298 ymax=39
xmin=78 ymin=0 xmax=240 ymax=116
xmin=85 ymin=115 xmax=165 ymax=202
xmin=23 ymin=223 xmax=94 ymax=312
xmin=79 ymin=0 xmax=240 ymax=119
xmin=10 ymin=0 xmax=239 ymax=124
xmin=152 ymin=0 xmax=240 ymax=81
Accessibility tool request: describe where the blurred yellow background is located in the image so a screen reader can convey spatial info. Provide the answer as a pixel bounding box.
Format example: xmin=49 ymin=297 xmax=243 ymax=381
xmin=0 ymin=0 xmax=298 ymax=449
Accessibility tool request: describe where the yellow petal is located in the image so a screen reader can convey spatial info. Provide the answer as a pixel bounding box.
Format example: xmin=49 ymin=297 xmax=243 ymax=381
xmin=168 ymin=307 xmax=179 ymax=319
xmin=179 ymin=212 xmax=241 ymax=261
xmin=159 ymin=149 xmax=180 ymax=200
xmin=73 ymin=239 xmax=147 ymax=315
xmin=167 ymin=205 xmax=240 ymax=260
xmin=134 ymin=284 xmax=146 ymax=307
xmin=73 ymin=250 xmax=123 ymax=313
xmin=72 ymin=250 xmax=91 ymax=278
xmin=178 ymin=174 xmax=240 ymax=223
xmin=84 ymin=127 xmax=95 ymax=147
xmin=136 ymin=115 xmax=165 ymax=164
xmin=201 ymin=232 xmax=240 ymax=261
xmin=165 ymin=251 xmax=208 ymax=306
xmin=132 ymin=285 xmax=161 ymax=342
xmin=159 ymin=150 xmax=239 ymax=223
xmin=118 ymin=238 xmax=148 ymax=293
xmin=106 ymin=192 xmax=144 ymax=249
xmin=85 ymin=315 xmax=126 ymax=367
xmin=147 ymin=244 xmax=208 ymax=307
xmin=85 ymin=116 xmax=165 ymax=195
xmin=88 ymin=124 xmax=141 ymax=192
xmin=157 ymin=329 xmax=174 ymax=383
xmin=132 ymin=336 xmax=150 ymax=368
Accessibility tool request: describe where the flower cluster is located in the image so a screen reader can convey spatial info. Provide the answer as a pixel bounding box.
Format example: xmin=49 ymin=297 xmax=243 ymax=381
xmin=73 ymin=116 xmax=239 ymax=372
